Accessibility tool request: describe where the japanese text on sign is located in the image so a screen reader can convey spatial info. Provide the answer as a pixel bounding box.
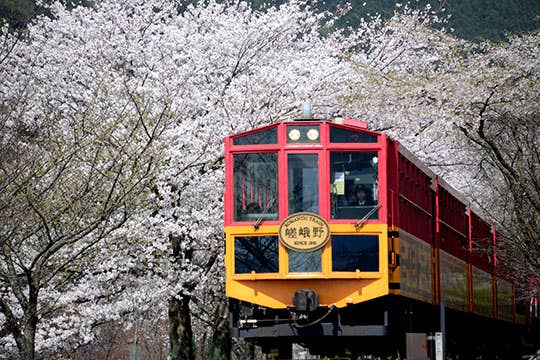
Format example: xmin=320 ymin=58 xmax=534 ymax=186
xmin=278 ymin=212 xmax=330 ymax=252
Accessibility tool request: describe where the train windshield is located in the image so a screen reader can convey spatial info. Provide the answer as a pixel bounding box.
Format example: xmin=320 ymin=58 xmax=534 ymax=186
xmin=330 ymin=152 xmax=379 ymax=220
xmin=332 ymin=235 xmax=379 ymax=272
xmin=288 ymin=154 xmax=319 ymax=214
xmin=233 ymin=126 xmax=277 ymax=145
xmin=330 ymin=126 xmax=377 ymax=143
xmin=233 ymin=153 xmax=278 ymax=221
xmin=287 ymin=153 xmax=322 ymax=272
xmin=234 ymin=236 xmax=279 ymax=274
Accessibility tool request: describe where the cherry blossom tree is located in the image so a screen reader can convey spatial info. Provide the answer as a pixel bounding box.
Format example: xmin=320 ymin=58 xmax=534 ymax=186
xmin=0 ymin=1 xmax=201 ymax=357
xmin=0 ymin=0 xmax=366 ymax=358
xmin=347 ymin=6 xmax=540 ymax=296
xmin=447 ymin=34 xmax=540 ymax=292
xmin=2 ymin=0 xmax=536 ymax=358
xmin=0 ymin=6 xmax=168 ymax=356
xmin=136 ymin=2 xmax=365 ymax=359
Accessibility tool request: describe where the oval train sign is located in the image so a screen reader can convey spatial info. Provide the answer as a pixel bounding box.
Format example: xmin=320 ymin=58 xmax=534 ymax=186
xmin=278 ymin=212 xmax=330 ymax=252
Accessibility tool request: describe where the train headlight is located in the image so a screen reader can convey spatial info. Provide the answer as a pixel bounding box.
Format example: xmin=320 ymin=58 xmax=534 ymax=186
xmin=288 ymin=128 xmax=301 ymax=141
xmin=306 ymin=128 xmax=319 ymax=141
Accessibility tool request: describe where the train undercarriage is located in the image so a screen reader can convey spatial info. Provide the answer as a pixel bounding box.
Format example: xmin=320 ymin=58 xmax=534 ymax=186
xmin=230 ymin=295 xmax=532 ymax=359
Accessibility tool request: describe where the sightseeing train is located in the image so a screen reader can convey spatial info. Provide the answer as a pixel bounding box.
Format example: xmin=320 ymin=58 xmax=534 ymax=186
xmin=223 ymin=114 xmax=536 ymax=358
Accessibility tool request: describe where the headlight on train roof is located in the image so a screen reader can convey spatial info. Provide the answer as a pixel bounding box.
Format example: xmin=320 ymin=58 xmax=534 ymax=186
xmin=288 ymin=128 xmax=301 ymax=141
xmin=306 ymin=128 xmax=319 ymax=141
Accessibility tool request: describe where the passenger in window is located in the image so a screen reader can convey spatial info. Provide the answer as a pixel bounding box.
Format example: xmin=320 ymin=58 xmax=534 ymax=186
xmin=350 ymin=185 xmax=375 ymax=206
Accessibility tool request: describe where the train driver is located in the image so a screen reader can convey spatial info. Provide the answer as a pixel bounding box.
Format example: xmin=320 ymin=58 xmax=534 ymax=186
xmin=349 ymin=185 xmax=375 ymax=206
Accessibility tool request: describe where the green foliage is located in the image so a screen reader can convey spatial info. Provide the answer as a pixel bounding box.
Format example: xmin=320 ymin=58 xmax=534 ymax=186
xmin=442 ymin=0 xmax=540 ymax=41
xmin=0 ymin=0 xmax=34 ymax=28
xmin=325 ymin=0 xmax=540 ymax=42
xmin=249 ymin=0 xmax=540 ymax=42
xmin=1 ymin=0 xmax=539 ymax=41
xmin=0 ymin=0 xmax=93 ymax=29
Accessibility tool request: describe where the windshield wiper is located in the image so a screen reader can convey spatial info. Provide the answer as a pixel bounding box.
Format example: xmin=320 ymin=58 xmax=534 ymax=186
xmin=254 ymin=197 xmax=276 ymax=230
xmin=355 ymin=204 xmax=381 ymax=229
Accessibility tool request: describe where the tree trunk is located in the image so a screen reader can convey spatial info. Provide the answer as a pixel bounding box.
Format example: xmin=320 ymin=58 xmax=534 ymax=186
xmin=207 ymin=302 xmax=231 ymax=360
xmin=10 ymin=309 xmax=37 ymax=360
xmin=14 ymin=333 xmax=35 ymax=360
xmin=169 ymin=293 xmax=195 ymax=360
xmin=14 ymin=280 xmax=38 ymax=359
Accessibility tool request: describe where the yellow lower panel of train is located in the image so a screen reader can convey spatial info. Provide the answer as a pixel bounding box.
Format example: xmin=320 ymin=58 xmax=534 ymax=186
xmin=226 ymin=278 xmax=389 ymax=309
xmin=225 ymin=224 xmax=389 ymax=309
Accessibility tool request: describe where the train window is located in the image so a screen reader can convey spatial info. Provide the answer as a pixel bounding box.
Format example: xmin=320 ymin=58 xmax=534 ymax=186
xmin=330 ymin=152 xmax=378 ymax=220
xmin=234 ymin=236 xmax=279 ymax=273
xmin=233 ymin=127 xmax=277 ymax=145
xmin=286 ymin=125 xmax=320 ymax=144
xmin=234 ymin=153 xmax=278 ymax=222
xmin=288 ymin=249 xmax=322 ymax=272
xmin=288 ymin=154 xmax=319 ymax=214
xmin=330 ymin=126 xmax=377 ymax=143
xmin=332 ymin=235 xmax=379 ymax=272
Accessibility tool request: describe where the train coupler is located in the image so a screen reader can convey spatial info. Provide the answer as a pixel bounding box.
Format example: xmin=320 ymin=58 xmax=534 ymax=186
xmin=292 ymin=289 xmax=319 ymax=312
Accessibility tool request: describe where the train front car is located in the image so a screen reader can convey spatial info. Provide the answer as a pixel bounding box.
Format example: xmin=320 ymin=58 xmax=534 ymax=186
xmin=224 ymin=118 xmax=392 ymax=356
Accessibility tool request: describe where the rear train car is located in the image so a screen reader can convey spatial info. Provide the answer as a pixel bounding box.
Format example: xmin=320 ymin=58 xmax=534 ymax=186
xmin=223 ymin=116 xmax=534 ymax=358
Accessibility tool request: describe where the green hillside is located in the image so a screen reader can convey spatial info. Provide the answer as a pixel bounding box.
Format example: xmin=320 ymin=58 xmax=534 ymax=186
xmin=321 ymin=0 xmax=540 ymax=41
xmin=1 ymin=0 xmax=540 ymax=41
xmin=443 ymin=0 xmax=540 ymax=40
